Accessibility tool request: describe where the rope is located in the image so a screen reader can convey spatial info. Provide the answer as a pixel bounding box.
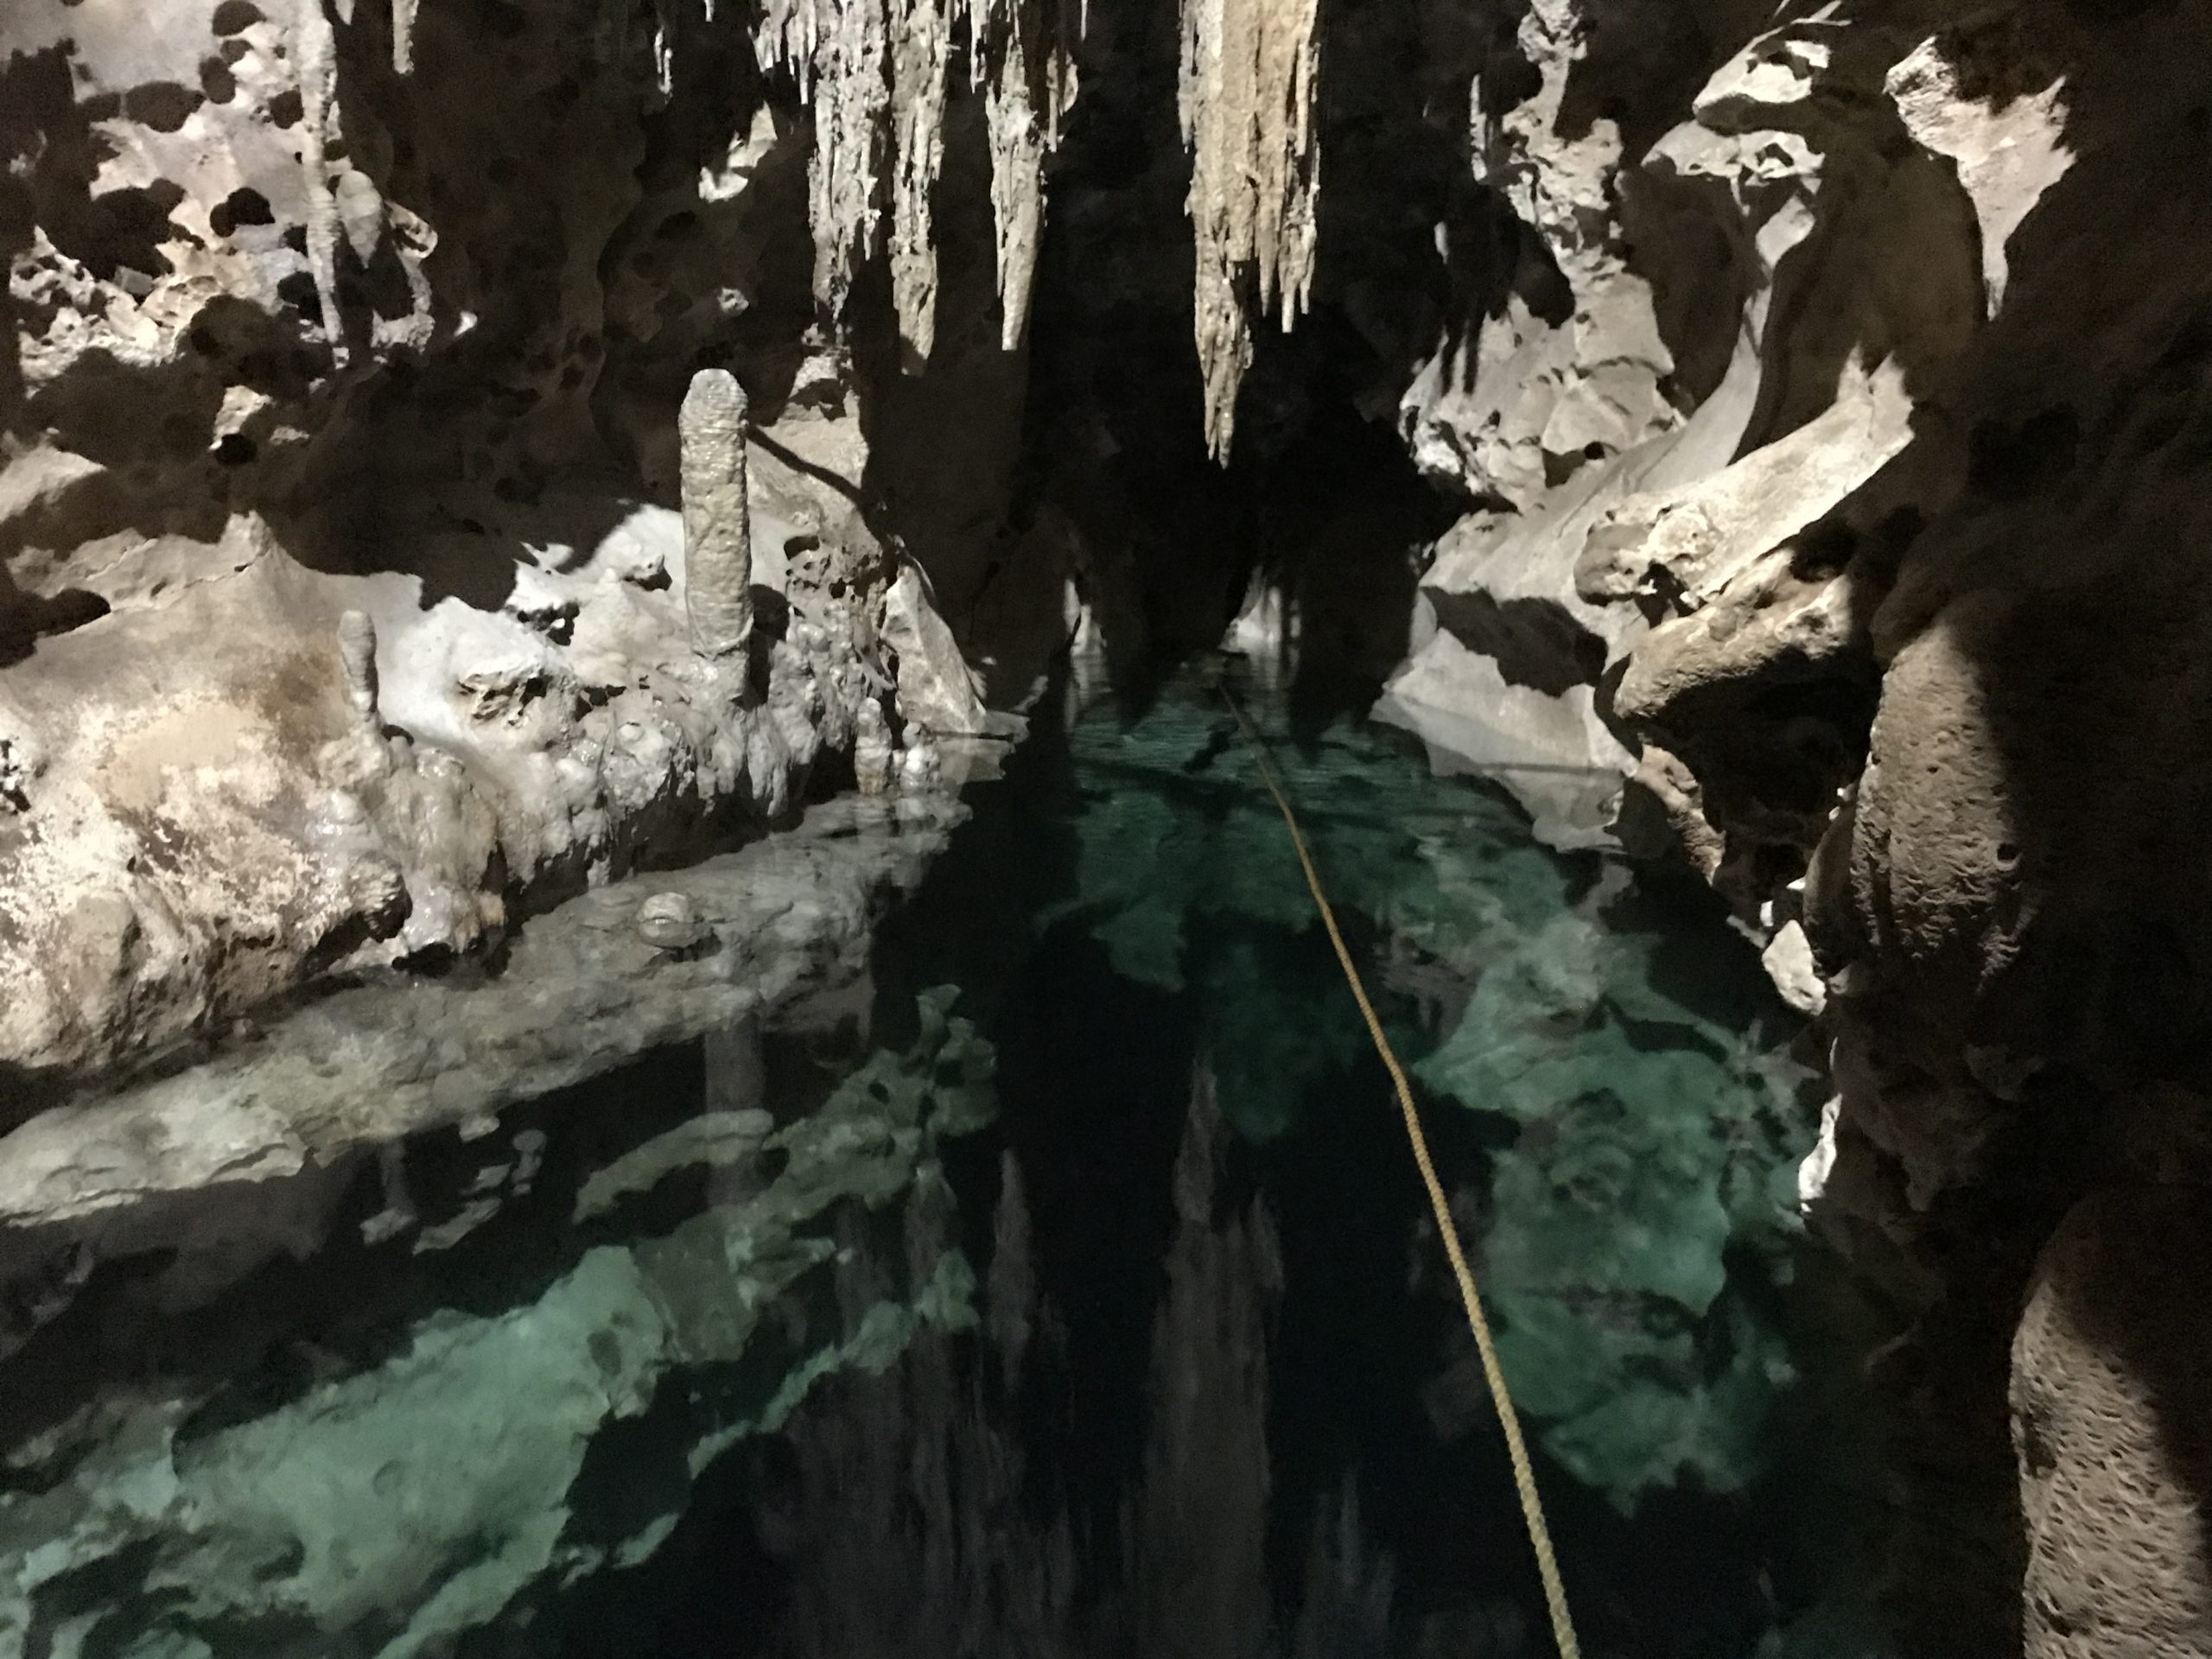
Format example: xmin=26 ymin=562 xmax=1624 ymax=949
xmin=1217 ymin=683 xmax=1583 ymax=1659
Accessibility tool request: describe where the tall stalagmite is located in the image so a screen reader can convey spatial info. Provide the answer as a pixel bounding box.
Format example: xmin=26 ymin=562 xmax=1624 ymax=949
xmin=680 ymin=369 xmax=756 ymax=660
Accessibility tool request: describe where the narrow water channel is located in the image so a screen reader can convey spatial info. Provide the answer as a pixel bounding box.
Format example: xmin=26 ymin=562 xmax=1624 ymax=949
xmin=0 ymin=664 xmax=1886 ymax=1659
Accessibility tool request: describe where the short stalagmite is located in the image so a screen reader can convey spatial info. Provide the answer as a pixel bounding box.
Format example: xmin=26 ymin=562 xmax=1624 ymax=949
xmin=338 ymin=610 xmax=380 ymax=728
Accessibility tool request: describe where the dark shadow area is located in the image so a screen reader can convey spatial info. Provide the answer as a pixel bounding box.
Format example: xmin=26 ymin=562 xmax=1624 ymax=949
xmin=1429 ymin=588 xmax=1610 ymax=697
xmin=1008 ymin=0 xmax=1462 ymax=727
xmin=0 ymin=564 xmax=107 ymax=668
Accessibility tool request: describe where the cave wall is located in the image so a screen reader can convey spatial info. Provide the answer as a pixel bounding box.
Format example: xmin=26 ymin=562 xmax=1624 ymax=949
xmin=1365 ymin=0 xmax=2212 ymax=1648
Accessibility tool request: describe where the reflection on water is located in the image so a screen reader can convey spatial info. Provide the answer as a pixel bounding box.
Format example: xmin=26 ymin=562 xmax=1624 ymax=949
xmin=0 ymin=670 xmax=1888 ymax=1659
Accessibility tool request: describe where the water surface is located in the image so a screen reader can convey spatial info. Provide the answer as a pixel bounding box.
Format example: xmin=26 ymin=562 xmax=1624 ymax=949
xmin=0 ymin=667 xmax=1885 ymax=1659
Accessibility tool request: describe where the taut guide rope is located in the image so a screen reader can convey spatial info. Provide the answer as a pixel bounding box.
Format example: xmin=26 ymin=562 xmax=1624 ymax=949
xmin=1217 ymin=683 xmax=1583 ymax=1659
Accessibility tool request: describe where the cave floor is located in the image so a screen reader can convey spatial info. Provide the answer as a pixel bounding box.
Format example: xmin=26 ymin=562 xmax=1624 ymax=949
xmin=0 ymin=662 xmax=1892 ymax=1659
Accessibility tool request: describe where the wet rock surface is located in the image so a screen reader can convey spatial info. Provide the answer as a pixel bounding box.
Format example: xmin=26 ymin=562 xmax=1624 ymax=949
xmin=1320 ymin=0 xmax=2212 ymax=1642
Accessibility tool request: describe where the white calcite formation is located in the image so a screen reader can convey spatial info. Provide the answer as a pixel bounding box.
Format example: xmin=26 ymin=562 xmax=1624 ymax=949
xmin=753 ymin=0 xmax=1080 ymax=357
xmin=0 ymin=0 xmax=1029 ymax=1098
xmin=294 ymin=0 xmax=346 ymax=363
xmin=1179 ymin=0 xmax=1322 ymax=459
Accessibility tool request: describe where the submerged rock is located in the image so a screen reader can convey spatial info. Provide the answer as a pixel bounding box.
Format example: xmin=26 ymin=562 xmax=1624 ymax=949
xmin=0 ymin=989 xmax=1000 ymax=1657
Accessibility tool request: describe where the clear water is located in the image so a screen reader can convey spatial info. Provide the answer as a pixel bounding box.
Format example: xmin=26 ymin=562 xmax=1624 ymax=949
xmin=0 ymin=668 xmax=1888 ymax=1659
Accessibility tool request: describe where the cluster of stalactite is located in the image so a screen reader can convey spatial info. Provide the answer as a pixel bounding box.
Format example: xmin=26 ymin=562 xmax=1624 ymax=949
xmin=288 ymin=0 xmax=1077 ymax=369
xmin=288 ymin=0 xmax=1314 ymax=431
xmin=753 ymin=0 xmax=1081 ymax=357
xmin=1179 ymin=0 xmax=1322 ymax=459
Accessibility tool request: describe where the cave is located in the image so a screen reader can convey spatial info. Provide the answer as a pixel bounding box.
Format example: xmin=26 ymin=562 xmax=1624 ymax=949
xmin=3 ymin=0 xmax=2209 ymax=1655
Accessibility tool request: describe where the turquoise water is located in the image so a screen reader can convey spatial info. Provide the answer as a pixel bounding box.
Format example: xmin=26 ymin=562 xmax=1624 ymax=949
xmin=0 ymin=668 xmax=1885 ymax=1659
xmin=837 ymin=666 xmax=1880 ymax=1659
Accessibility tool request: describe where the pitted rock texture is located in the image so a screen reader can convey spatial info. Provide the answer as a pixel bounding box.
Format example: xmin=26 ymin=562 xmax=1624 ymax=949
xmin=2013 ymin=1179 xmax=2212 ymax=1659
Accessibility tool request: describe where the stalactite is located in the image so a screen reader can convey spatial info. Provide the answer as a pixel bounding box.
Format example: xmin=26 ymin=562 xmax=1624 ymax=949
xmin=652 ymin=0 xmax=682 ymax=99
xmin=755 ymin=0 xmax=1078 ymax=361
xmin=966 ymin=0 xmax=1079 ymax=350
xmin=888 ymin=0 xmax=951 ymax=363
xmin=295 ymin=0 xmax=346 ymax=366
xmin=392 ymin=0 xmax=417 ymax=73
xmin=753 ymin=0 xmax=890 ymax=321
xmin=1178 ymin=0 xmax=1322 ymax=459
xmin=981 ymin=31 xmax=1046 ymax=350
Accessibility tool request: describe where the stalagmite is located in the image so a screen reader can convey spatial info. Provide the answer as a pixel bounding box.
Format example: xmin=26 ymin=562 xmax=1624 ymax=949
xmin=392 ymin=0 xmax=418 ymax=72
xmin=1178 ymin=0 xmax=1322 ymax=459
xmin=296 ymin=0 xmax=346 ymax=365
xmin=853 ymin=696 xmax=895 ymax=792
xmin=679 ymin=369 xmax=755 ymax=660
xmin=337 ymin=610 xmax=379 ymax=728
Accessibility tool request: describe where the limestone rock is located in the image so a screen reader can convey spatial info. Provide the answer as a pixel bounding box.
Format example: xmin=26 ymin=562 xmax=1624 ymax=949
xmin=0 ymin=0 xmax=1034 ymax=1094
xmin=1760 ymin=919 xmax=1825 ymax=1018
xmin=1575 ymin=359 xmax=1918 ymax=612
xmin=1885 ymin=32 xmax=2072 ymax=316
xmin=2013 ymin=1181 xmax=2212 ymax=1658
xmin=636 ymin=890 xmax=711 ymax=951
xmin=882 ymin=564 xmax=988 ymax=736
xmin=1374 ymin=630 xmax=1630 ymax=852
xmin=1179 ymin=0 xmax=1322 ymax=459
